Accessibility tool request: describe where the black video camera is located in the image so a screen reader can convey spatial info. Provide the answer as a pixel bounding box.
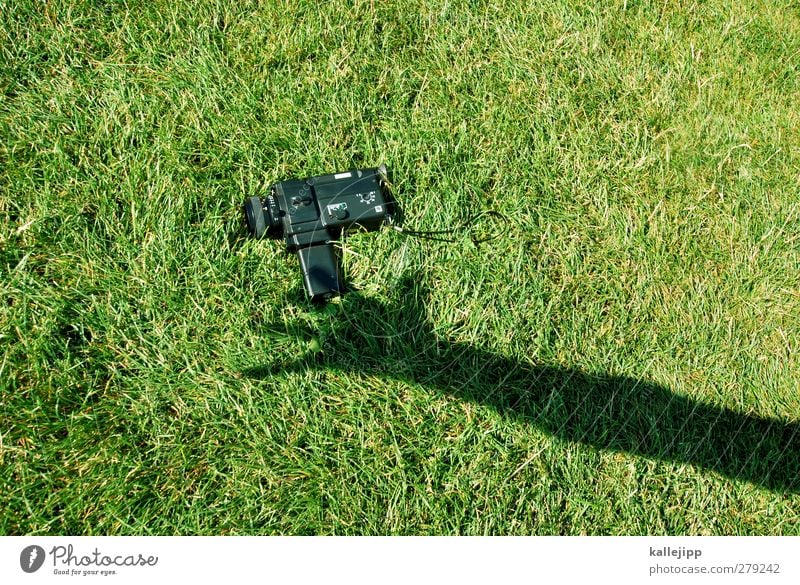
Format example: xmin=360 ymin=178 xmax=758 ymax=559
xmin=243 ymin=165 xmax=395 ymax=301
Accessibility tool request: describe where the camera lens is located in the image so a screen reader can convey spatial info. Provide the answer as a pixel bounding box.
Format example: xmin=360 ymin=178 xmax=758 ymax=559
xmin=243 ymin=195 xmax=282 ymax=238
xmin=244 ymin=196 xmax=266 ymax=238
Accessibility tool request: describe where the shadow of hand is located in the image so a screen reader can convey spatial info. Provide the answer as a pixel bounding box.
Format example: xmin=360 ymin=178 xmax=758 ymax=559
xmin=246 ymin=278 xmax=800 ymax=494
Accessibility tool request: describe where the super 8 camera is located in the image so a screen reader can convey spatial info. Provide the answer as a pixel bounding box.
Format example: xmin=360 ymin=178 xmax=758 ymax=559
xmin=243 ymin=165 xmax=395 ymax=301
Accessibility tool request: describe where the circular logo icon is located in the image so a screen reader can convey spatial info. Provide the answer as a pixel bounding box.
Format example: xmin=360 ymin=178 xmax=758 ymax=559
xmin=20 ymin=545 xmax=46 ymax=573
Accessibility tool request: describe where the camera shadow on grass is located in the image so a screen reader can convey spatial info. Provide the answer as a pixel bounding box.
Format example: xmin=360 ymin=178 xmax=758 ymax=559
xmin=244 ymin=278 xmax=800 ymax=494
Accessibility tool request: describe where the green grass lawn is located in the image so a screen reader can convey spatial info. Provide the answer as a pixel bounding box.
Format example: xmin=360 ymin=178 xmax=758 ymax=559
xmin=2 ymin=0 xmax=799 ymax=535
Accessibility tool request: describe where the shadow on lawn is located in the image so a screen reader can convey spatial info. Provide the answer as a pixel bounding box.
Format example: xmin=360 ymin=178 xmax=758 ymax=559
xmin=245 ymin=279 xmax=800 ymax=494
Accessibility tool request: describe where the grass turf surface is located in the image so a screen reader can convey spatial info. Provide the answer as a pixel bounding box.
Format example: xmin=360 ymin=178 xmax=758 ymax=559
xmin=1 ymin=0 xmax=799 ymax=534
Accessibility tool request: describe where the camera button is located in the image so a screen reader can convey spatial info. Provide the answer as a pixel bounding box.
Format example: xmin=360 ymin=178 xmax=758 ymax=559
xmin=326 ymin=202 xmax=349 ymax=221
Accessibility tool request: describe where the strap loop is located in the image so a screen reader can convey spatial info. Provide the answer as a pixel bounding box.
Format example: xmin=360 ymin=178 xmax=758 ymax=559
xmin=392 ymin=210 xmax=509 ymax=246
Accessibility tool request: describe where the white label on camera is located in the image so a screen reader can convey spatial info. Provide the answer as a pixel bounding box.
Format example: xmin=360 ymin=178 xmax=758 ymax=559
xmin=375 ymin=206 xmax=383 ymax=213
xmin=334 ymin=172 xmax=352 ymax=179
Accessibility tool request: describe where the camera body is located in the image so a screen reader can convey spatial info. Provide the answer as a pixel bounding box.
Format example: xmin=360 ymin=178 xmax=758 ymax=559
xmin=244 ymin=165 xmax=394 ymax=301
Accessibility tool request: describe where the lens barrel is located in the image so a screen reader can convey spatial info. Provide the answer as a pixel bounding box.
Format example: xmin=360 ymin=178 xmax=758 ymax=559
xmin=244 ymin=195 xmax=282 ymax=239
xmin=244 ymin=196 xmax=266 ymax=238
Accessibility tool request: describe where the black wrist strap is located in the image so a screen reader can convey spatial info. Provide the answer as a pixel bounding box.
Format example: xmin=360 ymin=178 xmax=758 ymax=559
xmin=391 ymin=210 xmax=509 ymax=246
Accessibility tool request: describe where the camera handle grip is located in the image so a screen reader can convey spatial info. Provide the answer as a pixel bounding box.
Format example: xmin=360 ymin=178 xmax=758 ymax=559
xmin=296 ymin=243 xmax=344 ymax=302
